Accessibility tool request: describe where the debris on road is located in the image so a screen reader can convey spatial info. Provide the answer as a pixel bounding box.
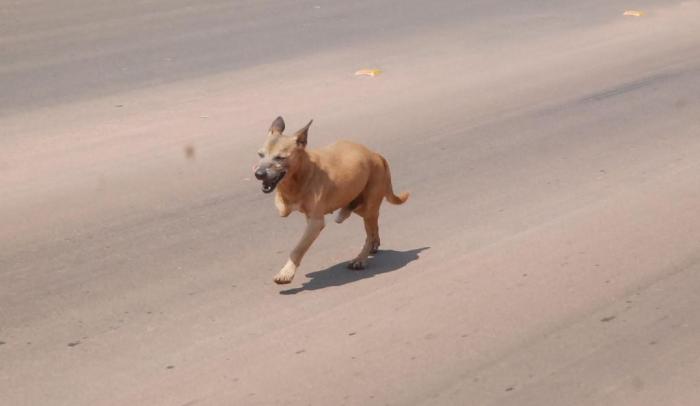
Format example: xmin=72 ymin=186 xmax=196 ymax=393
xmin=623 ymin=10 xmax=645 ymax=17
xmin=184 ymin=144 xmax=196 ymax=160
xmin=355 ymin=68 xmax=383 ymax=77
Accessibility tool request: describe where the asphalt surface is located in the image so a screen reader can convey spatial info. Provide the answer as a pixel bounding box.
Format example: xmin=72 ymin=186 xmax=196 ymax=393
xmin=2 ymin=1 xmax=700 ymax=405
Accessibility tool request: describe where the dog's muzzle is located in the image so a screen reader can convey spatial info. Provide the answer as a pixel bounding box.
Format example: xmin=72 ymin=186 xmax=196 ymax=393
xmin=256 ymin=169 xmax=286 ymax=194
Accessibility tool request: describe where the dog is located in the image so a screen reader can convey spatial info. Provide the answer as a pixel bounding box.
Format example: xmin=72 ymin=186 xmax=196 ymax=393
xmin=254 ymin=116 xmax=409 ymax=284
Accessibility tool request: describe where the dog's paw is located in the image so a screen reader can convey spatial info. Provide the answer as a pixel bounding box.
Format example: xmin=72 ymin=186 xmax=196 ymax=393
xmin=274 ymin=263 xmax=296 ymax=284
xmin=274 ymin=272 xmax=294 ymax=284
xmin=334 ymin=209 xmax=351 ymax=224
xmin=347 ymin=259 xmax=367 ymax=270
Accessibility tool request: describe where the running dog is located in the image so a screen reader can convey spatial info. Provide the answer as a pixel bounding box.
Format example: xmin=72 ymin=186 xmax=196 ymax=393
xmin=254 ymin=117 xmax=409 ymax=284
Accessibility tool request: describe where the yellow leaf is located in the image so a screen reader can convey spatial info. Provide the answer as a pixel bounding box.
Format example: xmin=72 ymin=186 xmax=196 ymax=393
xmin=623 ymin=10 xmax=645 ymax=17
xmin=355 ymin=68 xmax=383 ymax=77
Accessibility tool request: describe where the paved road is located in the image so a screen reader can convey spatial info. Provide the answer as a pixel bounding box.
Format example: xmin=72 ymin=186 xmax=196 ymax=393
xmin=2 ymin=1 xmax=700 ymax=405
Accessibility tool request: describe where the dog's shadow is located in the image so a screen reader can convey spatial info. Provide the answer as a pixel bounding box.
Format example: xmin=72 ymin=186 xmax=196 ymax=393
xmin=279 ymin=247 xmax=430 ymax=295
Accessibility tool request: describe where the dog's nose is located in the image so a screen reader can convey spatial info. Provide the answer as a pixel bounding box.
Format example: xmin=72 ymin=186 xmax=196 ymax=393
xmin=254 ymin=168 xmax=267 ymax=180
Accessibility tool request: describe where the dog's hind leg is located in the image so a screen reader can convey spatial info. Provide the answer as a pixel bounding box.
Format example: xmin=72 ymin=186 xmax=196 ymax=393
xmin=274 ymin=216 xmax=325 ymax=284
xmin=348 ymin=189 xmax=382 ymax=269
xmin=369 ymin=228 xmax=381 ymax=254
xmin=348 ymin=158 xmax=389 ymax=269
xmin=334 ymin=207 xmax=352 ymax=224
xmin=335 ymin=195 xmax=362 ymax=224
xmin=348 ymin=213 xmax=379 ymax=270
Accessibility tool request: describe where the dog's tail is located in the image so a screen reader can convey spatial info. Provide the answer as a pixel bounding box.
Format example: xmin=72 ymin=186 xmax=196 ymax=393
xmin=381 ymin=156 xmax=409 ymax=205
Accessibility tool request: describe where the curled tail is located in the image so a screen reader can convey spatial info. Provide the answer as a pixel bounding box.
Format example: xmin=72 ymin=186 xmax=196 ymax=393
xmin=381 ymin=156 xmax=409 ymax=205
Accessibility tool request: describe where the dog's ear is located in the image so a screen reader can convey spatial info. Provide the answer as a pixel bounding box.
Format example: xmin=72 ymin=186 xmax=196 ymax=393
xmin=269 ymin=116 xmax=285 ymax=135
xmin=294 ymin=120 xmax=313 ymax=147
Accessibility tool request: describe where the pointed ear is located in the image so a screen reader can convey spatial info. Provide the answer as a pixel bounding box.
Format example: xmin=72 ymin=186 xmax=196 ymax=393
xmin=294 ymin=119 xmax=313 ymax=147
xmin=269 ymin=116 xmax=285 ymax=135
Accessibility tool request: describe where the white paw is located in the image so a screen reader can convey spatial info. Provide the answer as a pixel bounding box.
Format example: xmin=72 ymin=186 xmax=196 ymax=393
xmin=274 ymin=262 xmax=297 ymax=284
xmin=334 ymin=209 xmax=351 ymax=224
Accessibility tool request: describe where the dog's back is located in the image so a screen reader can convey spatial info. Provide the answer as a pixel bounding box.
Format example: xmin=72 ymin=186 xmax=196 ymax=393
xmin=310 ymin=140 xmax=408 ymax=210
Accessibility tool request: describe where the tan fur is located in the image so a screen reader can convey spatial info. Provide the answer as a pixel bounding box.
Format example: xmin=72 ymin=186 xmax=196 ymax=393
xmin=255 ymin=117 xmax=408 ymax=284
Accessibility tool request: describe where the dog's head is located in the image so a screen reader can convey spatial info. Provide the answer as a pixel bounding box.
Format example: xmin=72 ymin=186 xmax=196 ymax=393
xmin=254 ymin=116 xmax=313 ymax=194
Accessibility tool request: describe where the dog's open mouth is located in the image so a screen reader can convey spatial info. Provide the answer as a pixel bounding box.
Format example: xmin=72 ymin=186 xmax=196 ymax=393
xmin=261 ymin=172 xmax=286 ymax=194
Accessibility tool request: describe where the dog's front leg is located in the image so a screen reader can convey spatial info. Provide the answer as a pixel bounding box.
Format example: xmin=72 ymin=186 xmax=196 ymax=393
xmin=275 ymin=193 xmax=292 ymax=217
xmin=274 ymin=216 xmax=325 ymax=284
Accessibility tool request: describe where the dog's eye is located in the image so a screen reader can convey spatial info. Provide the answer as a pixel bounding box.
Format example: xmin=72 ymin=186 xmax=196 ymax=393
xmin=273 ymin=155 xmax=286 ymax=162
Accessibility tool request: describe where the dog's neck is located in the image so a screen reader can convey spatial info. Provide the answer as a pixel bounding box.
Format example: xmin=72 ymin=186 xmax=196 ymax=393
xmin=277 ymin=150 xmax=314 ymax=202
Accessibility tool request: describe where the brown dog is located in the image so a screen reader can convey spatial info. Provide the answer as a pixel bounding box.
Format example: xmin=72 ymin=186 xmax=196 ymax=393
xmin=254 ymin=117 xmax=409 ymax=284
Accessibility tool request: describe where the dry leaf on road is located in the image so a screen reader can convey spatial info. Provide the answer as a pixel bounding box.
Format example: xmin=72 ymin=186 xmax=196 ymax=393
xmin=355 ymin=68 xmax=383 ymax=77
